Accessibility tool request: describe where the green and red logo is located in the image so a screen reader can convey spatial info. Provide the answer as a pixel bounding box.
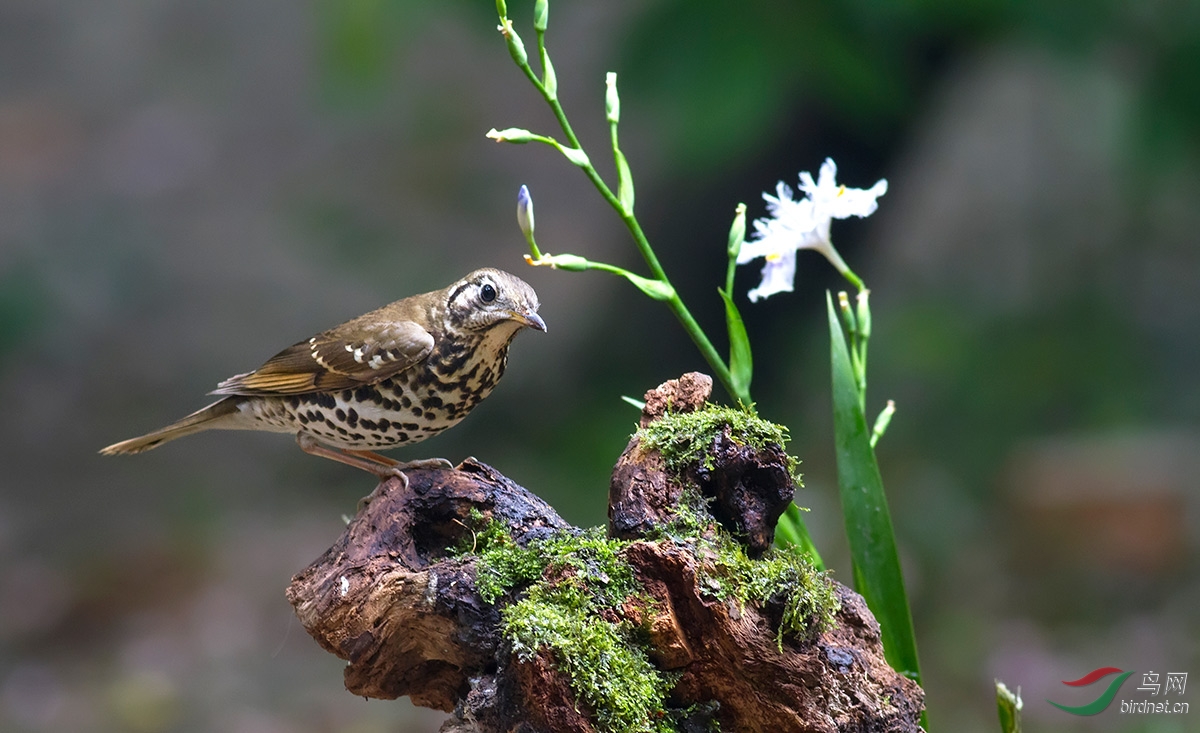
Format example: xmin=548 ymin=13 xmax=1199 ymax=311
xmin=1048 ymin=667 xmax=1134 ymax=715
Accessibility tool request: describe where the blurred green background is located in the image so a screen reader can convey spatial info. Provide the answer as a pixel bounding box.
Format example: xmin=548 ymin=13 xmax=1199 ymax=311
xmin=2 ymin=1 xmax=1198 ymax=731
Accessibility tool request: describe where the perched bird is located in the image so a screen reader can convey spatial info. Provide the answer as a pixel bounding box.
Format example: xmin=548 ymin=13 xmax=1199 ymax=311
xmin=101 ymin=268 xmax=545 ymax=481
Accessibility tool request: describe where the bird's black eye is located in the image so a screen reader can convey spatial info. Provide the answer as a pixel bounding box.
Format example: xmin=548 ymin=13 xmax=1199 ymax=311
xmin=480 ymin=283 xmax=497 ymax=303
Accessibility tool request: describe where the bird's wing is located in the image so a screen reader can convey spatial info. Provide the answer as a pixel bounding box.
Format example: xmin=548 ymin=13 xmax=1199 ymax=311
xmin=210 ymin=319 xmax=435 ymax=396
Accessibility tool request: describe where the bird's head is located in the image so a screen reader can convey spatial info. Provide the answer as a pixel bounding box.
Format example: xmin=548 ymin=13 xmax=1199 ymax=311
xmin=446 ymin=268 xmax=546 ymax=335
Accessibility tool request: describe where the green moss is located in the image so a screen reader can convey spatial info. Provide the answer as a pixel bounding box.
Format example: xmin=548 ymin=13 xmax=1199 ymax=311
xmin=464 ymin=520 xmax=671 ymax=733
xmin=504 ymin=584 xmax=674 ymax=733
xmin=460 ymin=494 xmax=838 ymax=732
xmin=635 ymin=405 xmax=799 ymax=478
xmin=654 ymin=490 xmax=839 ymax=649
xmin=469 ymin=518 xmax=547 ymax=603
xmin=472 ymin=522 xmax=638 ymax=608
xmin=705 ymin=537 xmax=839 ymax=649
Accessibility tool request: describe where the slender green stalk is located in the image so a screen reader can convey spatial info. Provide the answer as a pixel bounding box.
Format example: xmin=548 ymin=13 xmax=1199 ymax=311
xmin=828 ymin=291 xmax=923 ymax=728
xmin=495 ymin=6 xmax=818 ymax=567
xmin=501 ymin=22 xmax=743 ymax=405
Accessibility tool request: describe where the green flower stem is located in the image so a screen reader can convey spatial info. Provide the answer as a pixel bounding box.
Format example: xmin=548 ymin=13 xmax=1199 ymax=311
xmin=502 ymin=29 xmax=743 ymax=405
xmin=835 ymin=257 xmax=866 ymax=292
xmin=499 ymin=5 xmax=815 ymax=569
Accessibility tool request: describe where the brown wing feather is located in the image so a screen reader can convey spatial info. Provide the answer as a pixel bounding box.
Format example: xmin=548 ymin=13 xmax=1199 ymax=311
xmin=211 ymin=319 xmax=435 ymax=396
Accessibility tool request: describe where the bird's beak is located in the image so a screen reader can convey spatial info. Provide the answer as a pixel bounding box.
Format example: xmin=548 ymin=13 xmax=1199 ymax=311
xmin=510 ymin=310 xmax=547 ymax=333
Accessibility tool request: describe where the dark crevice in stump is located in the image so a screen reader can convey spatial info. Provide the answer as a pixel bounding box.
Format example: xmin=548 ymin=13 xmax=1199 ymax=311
xmin=287 ymin=373 xmax=925 ymax=732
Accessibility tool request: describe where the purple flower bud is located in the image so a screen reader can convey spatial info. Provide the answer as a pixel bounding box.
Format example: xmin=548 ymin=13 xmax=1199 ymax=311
xmin=517 ymin=185 xmax=535 ymax=240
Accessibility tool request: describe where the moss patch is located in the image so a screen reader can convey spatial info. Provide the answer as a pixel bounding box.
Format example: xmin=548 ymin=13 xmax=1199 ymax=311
xmin=462 ymin=502 xmax=837 ymax=732
xmin=504 ymin=584 xmax=674 ymax=733
xmin=705 ymin=536 xmax=838 ymax=649
xmin=468 ymin=521 xmax=672 ymax=733
xmin=657 ymin=490 xmax=838 ymax=649
xmin=472 ymin=523 xmax=638 ymax=608
xmin=635 ymin=405 xmax=799 ymax=478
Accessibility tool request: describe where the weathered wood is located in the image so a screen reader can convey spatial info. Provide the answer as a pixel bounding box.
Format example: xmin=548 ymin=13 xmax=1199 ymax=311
xmin=286 ymin=459 xmax=569 ymax=709
xmin=610 ymin=372 xmax=795 ymax=554
xmin=625 ymin=541 xmax=923 ymax=731
xmin=286 ymin=375 xmax=925 ymax=732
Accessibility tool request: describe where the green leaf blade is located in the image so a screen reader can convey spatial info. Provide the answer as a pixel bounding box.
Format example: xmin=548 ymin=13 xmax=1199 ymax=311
xmin=622 ymin=272 xmax=674 ymax=301
xmin=718 ymin=288 xmax=752 ymax=401
xmin=826 ymin=292 xmax=922 ymax=686
xmin=775 ymin=503 xmax=825 ymax=572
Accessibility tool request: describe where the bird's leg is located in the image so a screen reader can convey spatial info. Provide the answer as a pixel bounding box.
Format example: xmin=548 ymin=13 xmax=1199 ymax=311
xmin=394 ymin=457 xmax=455 ymax=470
xmin=295 ymin=434 xmax=407 ymax=485
xmin=340 ymin=450 xmax=454 ymax=472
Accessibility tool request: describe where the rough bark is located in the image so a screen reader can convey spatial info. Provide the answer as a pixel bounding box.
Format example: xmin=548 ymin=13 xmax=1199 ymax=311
xmin=287 ymin=374 xmax=925 ymax=732
xmin=608 ymin=372 xmax=794 ymax=554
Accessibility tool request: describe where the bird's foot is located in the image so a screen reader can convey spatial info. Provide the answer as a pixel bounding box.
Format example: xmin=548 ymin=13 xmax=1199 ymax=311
xmin=356 ymin=470 xmax=408 ymax=511
xmin=396 ymin=457 xmax=454 ymax=471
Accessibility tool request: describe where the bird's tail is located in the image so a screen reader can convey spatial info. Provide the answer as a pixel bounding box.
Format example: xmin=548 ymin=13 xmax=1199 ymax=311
xmin=100 ymin=397 xmax=242 ymax=455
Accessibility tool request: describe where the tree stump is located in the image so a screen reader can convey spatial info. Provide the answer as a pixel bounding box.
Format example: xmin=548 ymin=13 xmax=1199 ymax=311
xmin=287 ymin=374 xmax=924 ymax=732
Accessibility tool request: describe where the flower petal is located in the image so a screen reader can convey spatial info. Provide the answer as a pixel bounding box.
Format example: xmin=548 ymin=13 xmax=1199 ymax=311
xmin=747 ymin=250 xmax=797 ymax=302
xmin=828 ymin=178 xmax=888 ymax=219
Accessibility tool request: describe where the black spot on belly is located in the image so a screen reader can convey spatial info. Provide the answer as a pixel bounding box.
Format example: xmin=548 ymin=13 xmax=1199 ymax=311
xmin=287 ymin=396 xmax=301 ymax=409
xmin=412 ymin=407 xmax=423 ymax=418
xmin=402 ymin=422 xmax=419 ymax=431
xmin=360 ymin=418 xmax=377 ymax=431
xmin=396 ymin=432 xmax=408 ymax=442
xmin=341 ymin=390 xmax=354 ymax=402
xmin=412 ymin=370 xmax=436 ymax=388
xmin=346 ymin=408 xmax=359 ymax=427
xmin=335 ymin=408 xmax=346 ymax=422
xmin=422 ymin=394 xmax=443 ymax=409
xmin=355 ymin=385 xmax=377 ymax=403
xmin=315 ymin=392 xmax=336 ymax=410
xmin=297 ymin=413 xmax=309 ymax=425
xmin=378 ymin=418 xmax=391 ymax=431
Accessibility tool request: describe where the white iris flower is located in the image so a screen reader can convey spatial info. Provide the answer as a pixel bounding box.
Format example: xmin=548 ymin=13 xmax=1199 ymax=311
xmin=737 ymin=158 xmax=887 ymax=301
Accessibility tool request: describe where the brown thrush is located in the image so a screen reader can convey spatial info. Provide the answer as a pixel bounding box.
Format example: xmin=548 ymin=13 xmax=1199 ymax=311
xmin=101 ymin=268 xmax=545 ymax=479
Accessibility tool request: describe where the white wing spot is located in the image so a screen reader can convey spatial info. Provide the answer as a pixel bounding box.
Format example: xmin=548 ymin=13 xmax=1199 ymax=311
xmin=368 ymin=354 xmax=385 ymax=370
xmin=353 ymin=347 xmax=365 ymax=364
xmin=345 ymin=344 xmax=354 ymax=352
xmin=339 ymin=576 xmax=349 ymax=597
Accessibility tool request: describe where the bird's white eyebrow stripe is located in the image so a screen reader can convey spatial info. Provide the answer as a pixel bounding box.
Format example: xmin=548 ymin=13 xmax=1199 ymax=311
xmin=448 ymin=281 xmax=474 ymax=303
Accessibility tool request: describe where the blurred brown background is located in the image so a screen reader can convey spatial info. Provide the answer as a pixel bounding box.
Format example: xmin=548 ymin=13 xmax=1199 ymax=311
xmin=2 ymin=1 xmax=1198 ymax=731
